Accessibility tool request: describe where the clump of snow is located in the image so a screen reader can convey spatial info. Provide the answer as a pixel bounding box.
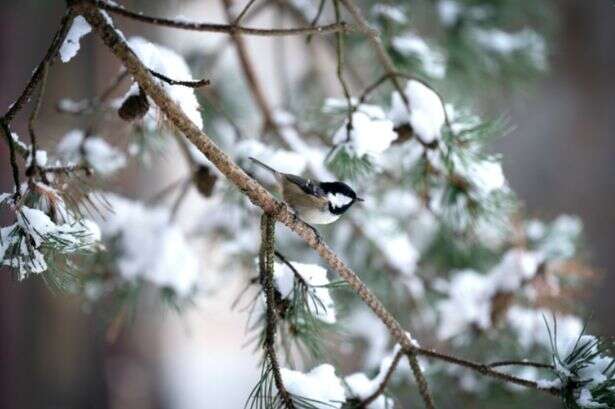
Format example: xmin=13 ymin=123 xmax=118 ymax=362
xmin=437 ymin=269 xmax=492 ymax=339
xmin=127 ymin=37 xmax=203 ymax=129
xmin=345 ymin=372 xmax=393 ymax=409
xmin=372 ymin=4 xmax=407 ymax=24
xmin=26 ymin=150 xmax=48 ymax=168
xmin=471 ymin=28 xmax=547 ymax=70
xmin=392 ymin=33 xmax=446 ymax=79
xmin=346 ymin=307 xmax=390 ymax=368
xmin=390 ymin=80 xmax=445 ymax=145
xmin=60 ymin=16 xmax=92 ymax=63
xmin=437 ymin=249 xmax=543 ymax=339
xmin=506 ymin=306 xmax=583 ymax=351
xmin=57 ymin=129 xmax=126 ymax=175
xmin=272 ymin=261 xmax=336 ymax=324
xmin=237 ymin=138 xmax=307 ymax=177
xmin=332 ymin=105 xmax=398 ymax=159
xmin=280 ymin=364 xmax=346 ymax=409
xmin=97 ymin=194 xmax=200 ymax=297
xmin=437 ymin=0 xmax=490 ymax=27
xmin=452 ymin=154 xmax=507 ymax=198
xmin=363 ymin=215 xmax=419 ymax=277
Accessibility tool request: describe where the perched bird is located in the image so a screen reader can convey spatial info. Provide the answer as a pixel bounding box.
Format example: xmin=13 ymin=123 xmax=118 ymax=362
xmin=249 ymin=157 xmax=363 ymax=225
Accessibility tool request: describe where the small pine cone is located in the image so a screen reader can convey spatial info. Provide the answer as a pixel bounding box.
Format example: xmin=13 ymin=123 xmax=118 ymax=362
xmin=192 ymin=165 xmax=217 ymax=197
xmin=118 ymin=87 xmax=150 ymax=121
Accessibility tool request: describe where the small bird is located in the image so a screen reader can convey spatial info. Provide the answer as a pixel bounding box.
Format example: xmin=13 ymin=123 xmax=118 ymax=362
xmin=249 ymin=157 xmax=363 ymax=225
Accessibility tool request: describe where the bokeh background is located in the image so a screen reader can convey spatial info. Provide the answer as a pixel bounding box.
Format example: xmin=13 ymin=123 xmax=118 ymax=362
xmin=0 ymin=1 xmax=613 ymax=408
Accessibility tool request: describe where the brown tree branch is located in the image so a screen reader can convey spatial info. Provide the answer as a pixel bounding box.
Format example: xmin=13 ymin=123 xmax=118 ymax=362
xmin=91 ymin=0 xmax=353 ymax=36
xmin=261 ymin=213 xmax=295 ymax=408
xmin=149 ymin=69 xmax=210 ymax=88
xmin=74 ymin=1 xmax=560 ymax=401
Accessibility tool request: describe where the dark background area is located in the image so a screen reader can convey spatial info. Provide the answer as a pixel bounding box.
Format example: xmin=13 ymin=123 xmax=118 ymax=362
xmin=0 ymin=1 xmax=613 ymax=408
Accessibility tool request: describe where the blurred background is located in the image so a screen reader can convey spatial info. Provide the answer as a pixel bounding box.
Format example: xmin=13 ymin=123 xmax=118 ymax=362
xmin=0 ymin=1 xmax=613 ymax=408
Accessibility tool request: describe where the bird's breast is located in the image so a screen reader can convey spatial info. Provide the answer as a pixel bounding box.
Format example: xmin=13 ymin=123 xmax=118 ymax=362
xmin=296 ymin=207 xmax=340 ymax=225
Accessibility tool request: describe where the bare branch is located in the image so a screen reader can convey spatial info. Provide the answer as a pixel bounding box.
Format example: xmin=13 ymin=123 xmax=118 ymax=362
xmin=338 ymin=0 xmax=409 ymax=107
xmin=487 ymin=360 xmax=554 ymax=370
xmin=92 ymin=0 xmax=353 ymax=37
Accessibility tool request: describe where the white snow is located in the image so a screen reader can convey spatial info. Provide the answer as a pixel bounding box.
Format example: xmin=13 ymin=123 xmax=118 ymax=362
xmin=26 ymin=150 xmax=48 ymax=167
xmin=97 ymin=194 xmax=200 ymax=297
xmin=280 ymin=364 xmax=346 ymax=409
xmin=1 ymin=205 xmax=100 ymax=279
xmin=471 ymin=28 xmax=547 ymax=69
xmin=57 ymin=129 xmax=126 ymax=175
xmin=392 ymin=33 xmax=446 ymax=79
xmin=390 ymin=80 xmax=446 ymax=145
xmin=272 ymin=261 xmax=336 ymax=324
xmin=437 ymin=269 xmax=492 ymax=339
xmin=453 ymin=156 xmax=507 ymax=198
xmin=506 ymin=306 xmax=583 ymax=351
xmin=372 ymin=4 xmax=407 ymax=23
xmin=437 ymin=0 xmax=462 ymax=26
xmin=127 ymin=37 xmax=203 ymax=129
xmin=59 ymin=16 xmax=92 ymax=63
xmin=332 ymin=105 xmax=398 ymax=159
xmin=488 ymin=249 xmax=541 ymax=292
xmin=346 ymin=307 xmax=391 ymax=368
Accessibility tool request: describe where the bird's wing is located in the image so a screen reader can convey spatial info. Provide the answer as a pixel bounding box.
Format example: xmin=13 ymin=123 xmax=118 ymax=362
xmin=284 ymin=174 xmax=325 ymax=197
xmin=282 ymin=175 xmax=328 ymax=209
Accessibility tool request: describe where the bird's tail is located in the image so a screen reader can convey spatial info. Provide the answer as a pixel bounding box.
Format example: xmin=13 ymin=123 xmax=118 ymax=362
xmin=248 ymin=157 xmax=279 ymax=175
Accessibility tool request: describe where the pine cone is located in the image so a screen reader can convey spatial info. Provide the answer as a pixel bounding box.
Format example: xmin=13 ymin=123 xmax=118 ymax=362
xmin=118 ymin=87 xmax=150 ymax=121
xmin=192 ymin=165 xmax=217 ymax=197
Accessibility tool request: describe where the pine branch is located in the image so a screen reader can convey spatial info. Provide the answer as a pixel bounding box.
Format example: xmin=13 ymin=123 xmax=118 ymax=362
xmin=73 ymin=1 xmax=562 ymax=401
xmin=261 ymin=213 xmax=295 ymax=408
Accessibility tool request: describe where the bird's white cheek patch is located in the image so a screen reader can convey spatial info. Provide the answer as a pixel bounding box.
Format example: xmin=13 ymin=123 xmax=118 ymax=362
xmin=328 ymin=193 xmax=353 ymax=209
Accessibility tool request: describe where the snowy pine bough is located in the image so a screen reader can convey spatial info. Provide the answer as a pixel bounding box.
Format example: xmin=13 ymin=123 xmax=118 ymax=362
xmin=1 ymin=1 xmax=612 ymax=408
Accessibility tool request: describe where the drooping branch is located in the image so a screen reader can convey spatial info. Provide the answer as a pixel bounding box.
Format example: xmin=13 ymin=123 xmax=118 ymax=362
xmin=91 ymin=0 xmax=354 ymax=37
xmin=73 ymin=1 xmax=561 ymax=401
xmin=3 ymin=9 xmax=75 ymax=123
xmin=260 ymin=213 xmax=295 ymax=408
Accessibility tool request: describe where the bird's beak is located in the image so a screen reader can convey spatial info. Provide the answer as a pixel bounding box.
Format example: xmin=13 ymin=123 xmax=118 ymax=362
xmin=356 ymin=197 xmax=365 ymax=202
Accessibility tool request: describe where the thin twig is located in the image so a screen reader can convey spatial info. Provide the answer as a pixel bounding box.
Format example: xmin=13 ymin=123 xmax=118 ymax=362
xmin=149 ymin=69 xmax=210 ymax=88
xmin=357 ymin=349 xmax=404 ymax=408
xmin=487 ymin=360 xmax=554 ymax=370
xmin=261 ymin=214 xmax=295 ymax=408
xmin=27 ymin=64 xmax=50 ymax=176
xmin=41 ymin=164 xmax=92 ymax=175
xmin=232 ymin=0 xmax=258 ymax=25
xmin=333 ymin=0 xmax=354 ymax=139
xmin=92 ymin=0 xmax=352 ymax=36
xmin=4 ymin=10 xmax=75 ymax=122
xmin=274 ymin=250 xmax=308 ymax=287
xmin=1 ymin=121 xmax=21 ymax=199
xmin=76 ymin=5 xmax=561 ymax=400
